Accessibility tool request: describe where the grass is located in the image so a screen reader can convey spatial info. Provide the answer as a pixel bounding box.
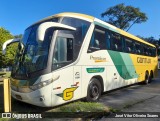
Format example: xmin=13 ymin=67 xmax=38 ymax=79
xmin=49 ymin=101 xmax=109 ymax=112
xmin=45 ymin=101 xmax=110 ymax=118
xmin=0 ymin=118 xmax=11 ymax=121
xmin=108 ymin=107 xmax=121 ymax=113
xmin=9 ymin=98 xmax=110 ymax=118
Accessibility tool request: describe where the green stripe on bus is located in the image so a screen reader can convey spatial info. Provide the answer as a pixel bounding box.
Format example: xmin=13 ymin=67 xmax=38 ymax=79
xmin=87 ymin=68 xmax=105 ymax=73
xmin=120 ymin=52 xmax=138 ymax=79
xmin=108 ymin=50 xmax=138 ymax=79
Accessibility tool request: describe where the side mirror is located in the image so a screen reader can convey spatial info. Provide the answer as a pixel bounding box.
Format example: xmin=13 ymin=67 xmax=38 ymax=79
xmin=2 ymin=38 xmax=21 ymax=55
xmin=37 ymin=22 xmax=76 ymax=42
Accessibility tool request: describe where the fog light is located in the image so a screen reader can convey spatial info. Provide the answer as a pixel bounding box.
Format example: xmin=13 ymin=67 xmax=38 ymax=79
xmin=40 ymin=97 xmax=45 ymax=102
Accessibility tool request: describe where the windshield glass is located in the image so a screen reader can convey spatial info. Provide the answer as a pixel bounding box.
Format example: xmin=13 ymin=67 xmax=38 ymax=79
xmin=11 ymin=17 xmax=91 ymax=78
xmin=12 ymin=25 xmax=54 ymax=77
xmin=12 ymin=18 xmax=59 ymax=78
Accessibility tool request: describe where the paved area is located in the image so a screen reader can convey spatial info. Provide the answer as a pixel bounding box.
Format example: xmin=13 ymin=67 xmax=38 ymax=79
xmin=0 ymin=71 xmax=160 ymax=121
xmin=97 ymin=70 xmax=160 ymax=121
xmin=99 ymin=78 xmax=160 ymax=111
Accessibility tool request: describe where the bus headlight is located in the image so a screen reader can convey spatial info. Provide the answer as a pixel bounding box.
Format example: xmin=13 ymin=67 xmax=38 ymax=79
xmin=30 ymin=79 xmax=53 ymax=91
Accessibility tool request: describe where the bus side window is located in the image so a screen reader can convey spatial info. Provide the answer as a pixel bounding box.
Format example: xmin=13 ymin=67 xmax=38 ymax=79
xmin=52 ymin=31 xmax=74 ymax=70
xmin=148 ymin=47 xmax=152 ymax=56
xmin=125 ymin=38 xmax=133 ymax=53
xmin=88 ymin=26 xmax=106 ymax=52
xmin=110 ymin=32 xmax=122 ymax=52
xmin=152 ymin=48 xmax=156 ymax=57
xmin=106 ymin=31 xmax=111 ymax=49
xmin=135 ymin=42 xmax=141 ymax=54
xmin=140 ymin=43 xmax=144 ymax=55
xmin=143 ymin=45 xmax=148 ymax=56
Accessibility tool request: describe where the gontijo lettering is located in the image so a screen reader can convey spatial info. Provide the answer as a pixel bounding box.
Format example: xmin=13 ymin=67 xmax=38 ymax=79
xmin=137 ymin=57 xmax=151 ymax=63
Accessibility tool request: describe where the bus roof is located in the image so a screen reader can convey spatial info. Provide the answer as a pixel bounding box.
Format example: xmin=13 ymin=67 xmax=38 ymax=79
xmin=54 ymin=12 xmax=94 ymax=22
xmin=32 ymin=12 xmax=94 ymax=26
xmin=32 ymin=12 xmax=155 ymax=48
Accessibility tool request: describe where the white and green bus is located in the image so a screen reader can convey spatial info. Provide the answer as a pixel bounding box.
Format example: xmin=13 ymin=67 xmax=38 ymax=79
xmin=3 ymin=13 xmax=158 ymax=107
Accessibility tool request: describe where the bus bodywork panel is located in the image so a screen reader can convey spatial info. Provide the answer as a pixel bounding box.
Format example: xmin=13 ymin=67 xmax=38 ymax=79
xmin=79 ymin=50 xmax=138 ymax=94
xmin=11 ymin=67 xmax=82 ymax=107
xmin=11 ymin=73 xmax=53 ymax=107
xmin=130 ymin=54 xmax=158 ymax=81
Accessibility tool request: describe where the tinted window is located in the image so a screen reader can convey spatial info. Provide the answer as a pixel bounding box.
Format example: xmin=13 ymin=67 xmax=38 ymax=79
xmin=151 ymin=47 xmax=156 ymax=57
xmin=88 ymin=26 xmax=106 ymax=52
xmin=62 ymin=17 xmax=90 ymax=45
xmin=52 ymin=17 xmax=91 ymax=70
xmin=87 ymin=25 xmax=157 ymax=57
xmin=12 ymin=25 xmax=53 ymax=76
xmin=110 ymin=32 xmax=122 ymax=51
xmin=52 ymin=30 xmax=74 ymax=70
xmin=134 ymin=42 xmax=142 ymax=54
xmin=125 ymin=38 xmax=134 ymax=53
xmin=143 ymin=45 xmax=149 ymax=56
xmin=61 ymin=17 xmax=90 ymax=58
xmin=147 ymin=47 xmax=152 ymax=56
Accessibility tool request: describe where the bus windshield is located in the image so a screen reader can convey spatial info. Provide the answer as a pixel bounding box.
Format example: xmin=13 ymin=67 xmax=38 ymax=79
xmin=12 ymin=25 xmax=53 ymax=77
xmin=11 ymin=17 xmax=91 ymax=78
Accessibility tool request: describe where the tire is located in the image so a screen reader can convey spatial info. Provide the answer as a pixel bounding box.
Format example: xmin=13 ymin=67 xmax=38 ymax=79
xmin=148 ymin=71 xmax=153 ymax=83
xmin=86 ymin=78 xmax=101 ymax=102
xmin=144 ymin=72 xmax=149 ymax=84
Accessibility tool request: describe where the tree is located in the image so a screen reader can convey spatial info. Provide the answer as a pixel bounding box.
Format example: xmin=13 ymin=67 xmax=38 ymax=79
xmin=101 ymin=3 xmax=148 ymax=31
xmin=14 ymin=34 xmax=23 ymax=39
xmin=0 ymin=27 xmax=18 ymax=68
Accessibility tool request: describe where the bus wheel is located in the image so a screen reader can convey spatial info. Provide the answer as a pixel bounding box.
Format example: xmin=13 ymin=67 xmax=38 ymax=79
xmin=144 ymin=72 xmax=149 ymax=84
xmin=149 ymin=71 xmax=153 ymax=83
xmin=86 ymin=78 xmax=101 ymax=102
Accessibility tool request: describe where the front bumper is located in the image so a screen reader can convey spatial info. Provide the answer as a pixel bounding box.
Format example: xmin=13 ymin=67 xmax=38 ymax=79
xmin=11 ymin=87 xmax=52 ymax=107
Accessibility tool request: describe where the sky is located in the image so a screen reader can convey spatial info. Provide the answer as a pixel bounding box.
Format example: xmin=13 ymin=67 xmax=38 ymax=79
xmin=0 ymin=0 xmax=160 ymax=39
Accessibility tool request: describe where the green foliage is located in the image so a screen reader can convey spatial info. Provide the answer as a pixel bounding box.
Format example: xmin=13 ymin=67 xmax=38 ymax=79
xmin=50 ymin=101 xmax=109 ymax=112
xmin=101 ymin=3 xmax=148 ymax=31
xmin=14 ymin=34 xmax=23 ymax=39
xmin=0 ymin=27 xmax=18 ymax=68
xmin=108 ymin=107 xmax=121 ymax=113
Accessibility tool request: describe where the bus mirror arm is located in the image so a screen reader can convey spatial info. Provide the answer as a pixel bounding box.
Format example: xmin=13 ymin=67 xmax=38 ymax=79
xmin=37 ymin=22 xmax=76 ymax=42
xmin=2 ymin=38 xmax=20 ymax=55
